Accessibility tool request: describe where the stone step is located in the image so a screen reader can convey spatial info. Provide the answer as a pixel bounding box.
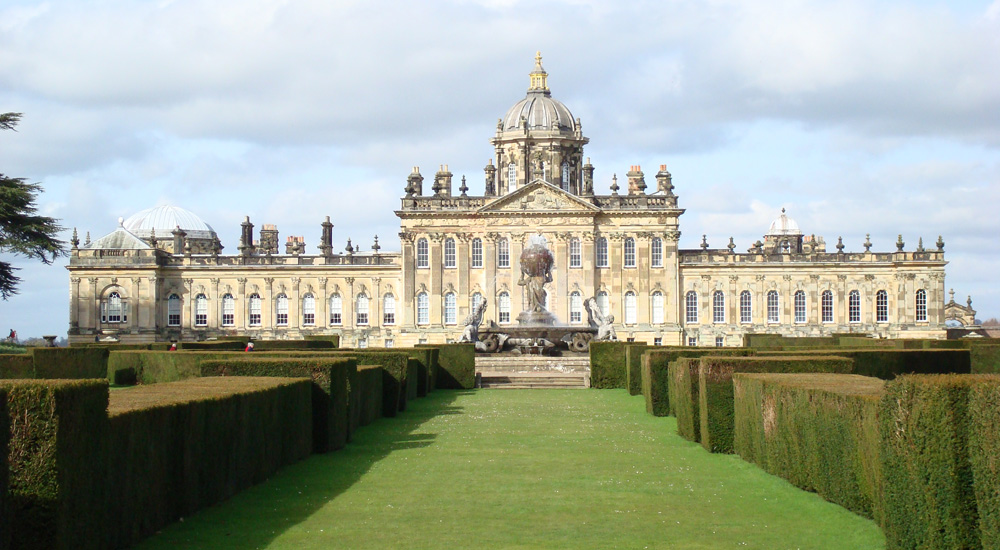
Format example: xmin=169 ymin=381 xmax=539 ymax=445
xmin=478 ymin=372 xmax=590 ymax=389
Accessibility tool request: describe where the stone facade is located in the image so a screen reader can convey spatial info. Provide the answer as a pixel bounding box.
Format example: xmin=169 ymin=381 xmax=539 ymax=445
xmin=66 ymin=54 xmax=948 ymax=346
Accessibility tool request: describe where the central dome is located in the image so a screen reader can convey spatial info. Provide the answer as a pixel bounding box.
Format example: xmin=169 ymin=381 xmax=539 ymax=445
xmin=500 ymin=53 xmax=577 ymax=134
xmin=123 ymin=205 xmax=217 ymax=241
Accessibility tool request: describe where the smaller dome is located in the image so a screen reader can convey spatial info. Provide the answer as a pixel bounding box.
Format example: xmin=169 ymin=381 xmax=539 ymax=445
xmin=767 ymin=208 xmax=802 ymax=236
xmin=123 ymin=205 xmax=217 ymax=241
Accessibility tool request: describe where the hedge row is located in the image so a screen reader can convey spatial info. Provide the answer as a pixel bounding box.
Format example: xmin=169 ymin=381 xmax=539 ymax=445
xmin=733 ymin=373 xmax=884 ymax=520
xmin=419 ymin=343 xmax=473 ymax=389
xmin=698 ymin=356 xmax=854 ymax=453
xmin=669 ymin=358 xmax=702 ymax=443
xmin=971 ymin=345 xmax=1000 ymax=374
xmin=354 ymin=366 xmax=384 ymax=429
xmin=589 ymin=341 xmax=629 ymax=389
xmin=625 ymin=344 xmax=649 ymax=396
xmin=969 ymin=378 xmax=1000 ymax=547
xmin=200 ymin=358 xmax=355 ymax=452
xmin=0 ymin=355 xmax=33 ymax=379
xmin=0 ymin=388 xmax=7 ymax=550
xmin=642 ymin=348 xmax=755 ymax=417
xmin=756 ymin=348 xmax=970 ymax=379
xmin=0 ymin=348 xmax=109 ymax=380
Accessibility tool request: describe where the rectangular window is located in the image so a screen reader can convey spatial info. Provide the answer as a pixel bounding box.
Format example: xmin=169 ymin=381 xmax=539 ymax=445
xmin=596 ymin=238 xmax=608 ymax=268
xmin=358 ymin=338 xmax=368 ymax=349
xmin=713 ymin=291 xmax=725 ymax=324
xmin=570 ymin=239 xmax=581 ymax=268
xmin=685 ymin=291 xmax=699 ymax=324
xmin=222 ymin=296 xmax=235 ymax=327
xmin=471 ymin=239 xmax=483 ymax=268
xmin=384 ymin=339 xmax=394 ymax=348
xmin=416 ymin=239 xmax=429 ymax=268
xmin=916 ymin=290 xmax=927 ymax=322
xmin=849 ymin=291 xmax=861 ymax=323
xmin=356 ymin=296 xmax=369 ymax=326
xmin=651 ymin=238 xmax=663 ymax=268
xmin=570 ymin=293 xmax=582 ymax=323
xmin=822 ymin=291 xmax=834 ymax=323
xmin=498 ymin=239 xmax=510 ymax=268
xmin=653 ymin=337 xmax=662 ymax=346
xmin=444 ymin=239 xmax=456 ymax=268
xmin=767 ymin=292 xmax=779 ymax=323
xmin=624 ymin=238 xmax=636 ymax=268
xmin=687 ymin=336 xmax=697 ymax=347
xmin=498 ymin=293 xmax=511 ymax=323
xmin=715 ymin=336 xmax=724 ymax=347
xmin=740 ymin=291 xmax=752 ymax=324
xmin=876 ymin=290 xmax=888 ymax=323
xmin=794 ymin=291 xmax=806 ymax=323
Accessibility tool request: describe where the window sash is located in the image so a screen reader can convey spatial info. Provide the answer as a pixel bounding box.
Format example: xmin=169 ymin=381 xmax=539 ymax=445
xmin=249 ymin=295 xmax=262 ymax=327
xmin=624 ymin=292 xmax=637 ymax=324
xmin=383 ymin=295 xmax=395 ymax=325
xmin=167 ymin=295 xmax=181 ymax=327
xmin=713 ymin=291 xmax=725 ymax=323
xmin=651 ymin=292 xmax=664 ymax=324
xmin=329 ymin=295 xmax=342 ymax=325
xmin=498 ymin=292 xmax=510 ymax=323
xmin=356 ymin=296 xmax=369 ymax=326
xmin=916 ymin=290 xmax=927 ymax=322
xmin=570 ymin=293 xmax=582 ymax=323
xmin=444 ymin=294 xmax=457 ymax=325
xmin=651 ymin=238 xmax=663 ymax=268
xmin=849 ymin=291 xmax=861 ymax=323
xmin=416 ymin=239 xmax=429 ymax=268
xmin=685 ymin=291 xmax=698 ymax=324
xmin=821 ymin=291 xmax=834 ymax=323
xmin=276 ymin=295 xmax=289 ymax=326
xmin=195 ymin=294 xmax=208 ymax=327
xmin=767 ymin=292 xmax=779 ymax=323
xmin=569 ymin=239 xmax=581 ymax=268
xmin=222 ymin=295 xmax=235 ymax=326
xmin=740 ymin=291 xmax=752 ymax=324
xmin=302 ymin=295 xmax=316 ymax=326
xmin=471 ymin=239 xmax=483 ymax=268
xmin=596 ymin=238 xmax=608 ymax=268
xmin=794 ymin=291 xmax=806 ymax=323
xmin=417 ymin=293 xmax=430 ymax=325
xmin=876 ymin=291 xmax=888 ymax=323
xmin=498 ymin=239 xmax=510 ymax=268
xmin=624 ymin=238 xmax=636 ymax=268
xmin=444 ymin=239 xmax=456 ymax=268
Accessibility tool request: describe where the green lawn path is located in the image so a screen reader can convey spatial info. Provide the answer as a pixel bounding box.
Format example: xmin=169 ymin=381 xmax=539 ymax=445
xmin=136 ymin=389 xmax=885 ymax=549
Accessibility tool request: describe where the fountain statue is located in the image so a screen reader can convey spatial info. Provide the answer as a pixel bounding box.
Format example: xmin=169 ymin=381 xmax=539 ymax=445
xmin=517 ymin=235 xmax=557 ymax=326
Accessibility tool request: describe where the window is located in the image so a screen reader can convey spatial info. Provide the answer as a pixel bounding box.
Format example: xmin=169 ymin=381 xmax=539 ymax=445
xmin=329 ymin=294 xmax=342 ymax=325
xmin=688 ymin=336 xmax=697 ymax=346
xmin=569 ymin=239 xmax=581 ymax=268
xmin=498 ymin=291 xmax=511 ymax=323
xmin=275 ymin=293 xmax=289 ymax=326
xmin=302 ymin=293 xmax=316 ymax=326
xmin=624 ymin=238 xmax=636 ymax=268
xmin=794 ymin=290 xmax=806 ymax=323
xmin=740 ymin=291 xmax=752 ymax=324
xmin=222 ymin=293 xmax=235 ymax=326
xmin=624 ymin=291 xmax=637 ymax=324
xmin=685 ymin=291 xmax=698 ymax=324
xmin=444 ymin=238 xmax=456 ymax=268
xmin=767 ymin=291 xmax=779 ymax=323
xmin=653 ymin=337 xmax=662 ymax=346
xmin=849 ymin=290 xmax=861 ymax=323
xmin=471 ymin=238 xmax=483 ymax=268
xmin=417 ymin=292 xmax=429 ymax=325
xmin=383 ymin=294 xmax=395 ymax=325
xmin=596 ymin=237 xmax=608 ymax=268
xmin=356 ymin=294 xmax=369 ymax=326
xmin=168 ymin=294 xmax=181 ymax=326
xmin=384 ymin=339 xmax=394 ymax=348
xmin=357 ymin=337 xmax=368 ymax=349
xmin=470 ymin=292 xmax=483 ymax=313
xmin=821 ymin=290 xmax=834 ymax=323
xmin=195 ymin=294 xmax=208 ymax=327
xmin=713 ymin=291 xmax=725 ymax=324
xmin=498 ymin=238 xmax=510 ymax=268
xmin=416 ymin=238 xmax=429 ymax=268
xmin=876 ymin=290 xmax=888 ymax=323
xmin=651 ymin=291 xmax=664 ymax=324
xmin=508 ymin=162 xmax=516 ymax=186
xmin=916 ymin=289 xmax=927 ymax=322
xmin=248 ymin=293 xmax=262 ymax=327
xmin=444 ymin=293 xmax=457 ymax=325
xmin=651 ymin=237 xmax=663 ymax=268
xmin=716 ymin=336 xmax=725 ymax=347
xmin=597 ymin=291 xmax=610 ymax=317
xmin=103 ymin=291 xmax=125 ymax=324
xmin=561 ymin=162 xmax=570 ymax=191
xmin=570 ymin=292 xmax=582 ymax=323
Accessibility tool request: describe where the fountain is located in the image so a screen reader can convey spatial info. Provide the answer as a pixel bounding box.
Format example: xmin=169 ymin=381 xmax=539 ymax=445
xmin=472 ymin=235 xmax=613 ymax=355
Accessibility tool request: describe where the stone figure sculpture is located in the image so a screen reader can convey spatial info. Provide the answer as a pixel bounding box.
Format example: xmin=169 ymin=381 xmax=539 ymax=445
xmin=460 ymin=298 xmax=488 ymax=344
xmin=586 ymin=297 xmax=617 ymax=341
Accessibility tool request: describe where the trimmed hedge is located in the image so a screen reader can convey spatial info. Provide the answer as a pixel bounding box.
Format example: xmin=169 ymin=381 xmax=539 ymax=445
xmin=879 ymin=375 xmax=982 ymax=550
xmin=756 ymin=348 xmax=970 ymax=379
xmin=742 ymin=334 xmax=838 ymax=349
xmin=29 ymin=347 xmax=110 ymax=379
xmin=355 ymin=366 xmax=383 ymax=427
xmin=1 ymin=379 xmax=110 ymax=550
xmin=252 ymin=340 xmax=337 ymax=351
xmin=0 ymin=355 xmax=33 ymax=379
xmin=969 ymin=377 xmax=1000 ymax=548
xmin=303 ymin=334 xmax=341 ymax=348
xmin=642 ymin=348 xmax=756 ymax=416
xmin=733 ymin=373 xmax=885 ymax=520
xmin=105 ymin=377 xmax=312 ymax=549
xmin=108 ymin=350 xmax=210 ymax=385
xmin=971 ymin=345 xmax=1000 ymax=374
xmin=699 ymin=356 xmax=854 ymax=454
xmin=669 ymin=358 xmax=702 ymax=443
xmin=200 ymin=357 xmax=355 ymax=452
xmin=0 ymin=388 xmax=7 ymax=550
xmin=589 ymin=341 xmax=629 ymax=389
xmin=419 ymin=344 xmax=474 ymax=389
xmin=624 ymin=344 xmax=649 ymax=395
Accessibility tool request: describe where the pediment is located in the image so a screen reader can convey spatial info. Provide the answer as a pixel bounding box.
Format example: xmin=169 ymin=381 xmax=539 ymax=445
xmin=477 ymin=180 xmax=600 ymax=214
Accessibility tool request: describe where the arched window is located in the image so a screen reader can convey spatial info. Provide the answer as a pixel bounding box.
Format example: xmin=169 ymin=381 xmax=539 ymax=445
xmin=651 ymin=291 xmax=664 ymax=324
xmin=794 ymin=290 xmax=806 ymax=323
xmin=417 ymin=292 xmax=429 ymax=325
xmin=356 ymin=294 xmax=369 ymax=326
xmin=597 ymin=291 xmax=610 ymax=317
xmin=498 ymin=291 xmax=511 ymax=323
xmin=624 ymin=291 xmax=637 ymax=324
xmin=624 ymin=238 xmax=636 ymax=268
xmin=561 ymin=162 xmax=570 ymax=191
xmin=569 ymin=238 xmax=582 ymax=268
xmin=651 ymin=237 xmax=663 ymax=268
xmin=471 ymin=238 xmax=483 ymax=268
xmin=416 ymin=238 xmax=429 ymax=268
xmin=195 ymin=294 xmax=208 ymax=327
xmin=444 ymin=238 xmax=456 ymax=268
xmin=508 ymin=162 xmax=516 ymax=187
xmin=713 ymin=290 xmax=725 ymax=323
xmin=275 ymin=293 xmax=289 ymax=326
xmin=849 ymin=290 xmax=861 ymax=323
xmin=470 ymin=292 xmax=483 ymax=312
xmin=767 ymin=291 xmax=779 ymax=323
xmin=383 ymin=294 xmax=395 ymax=325
xmin=498 ymin=238 xmax=510 ymax=268
xmin=167 ymin=294 xmax=181 ymax=326
xmin=103 ymin=291 xmax=125 ymax=324
xmin=596 ymin=237 xmax=608 ymax=268
xmin=821 ymin=290 xmax=834 ymax=323
xmin=685 ymin=291 xmax=699 ymax=324
xmin=876 ymin=290 xmax=888 ymax=323
xmin=444 ymin=293 xmax=457 ymax=325
xmin=248 ymin=293 xmax=262 ymax=327
xmin=222 ymin=294 xmax=235 ymax=327
xmin=329 ymin=294 xmax=342 ymax=325
xmin=302 ymin=293 xmax=316 ymax=326
xmin=740 ymin=290 xmax=752 ymax=324
xmin=570 ymin=291 xmax=583 ymax=323
xmin=916 ymin=289 xmax=927 ymax=322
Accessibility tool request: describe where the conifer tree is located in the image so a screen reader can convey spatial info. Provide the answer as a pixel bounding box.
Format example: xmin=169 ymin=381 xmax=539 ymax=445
xmin=0 ymin=112 xmax=64 ymax=299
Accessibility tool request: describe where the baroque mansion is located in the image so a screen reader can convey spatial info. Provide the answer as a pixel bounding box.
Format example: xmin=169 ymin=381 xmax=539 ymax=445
xmin=66 ymin=55 xmax=948 ymax=347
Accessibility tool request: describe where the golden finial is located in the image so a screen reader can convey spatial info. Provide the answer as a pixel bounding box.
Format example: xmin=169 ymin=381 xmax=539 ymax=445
xmin=529 ymin=51 xmax=548 ymax=91
xmin=535 ymin=51 xmax=542 ymax=67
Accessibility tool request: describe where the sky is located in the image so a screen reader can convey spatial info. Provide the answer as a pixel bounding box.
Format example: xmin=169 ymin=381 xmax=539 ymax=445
xmin=1 ymin=0 xmax=998 ymax=338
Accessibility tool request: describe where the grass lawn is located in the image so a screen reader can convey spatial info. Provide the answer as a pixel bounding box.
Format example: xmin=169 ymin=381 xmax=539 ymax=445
xmin=136 ymin=389 xmax=885 ymax=549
